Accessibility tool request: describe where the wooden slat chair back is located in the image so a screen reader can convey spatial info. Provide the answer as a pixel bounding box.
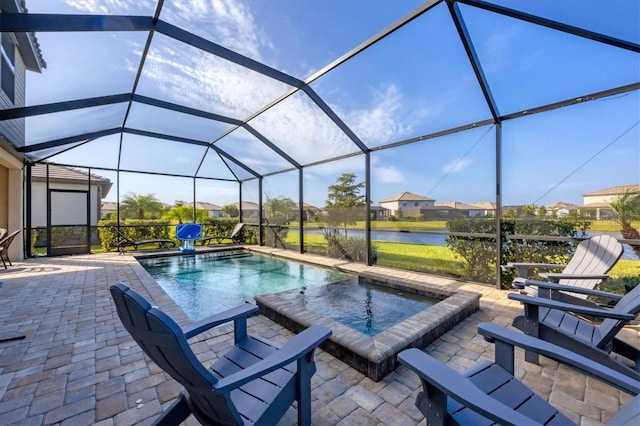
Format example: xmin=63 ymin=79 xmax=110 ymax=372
xmin=559 ymin=235 xmax=624 ymax=290
xmin=598 ymin=283 xmax=640 ymax=348
xmin=110 ymin=283 xmax=330 ymax=425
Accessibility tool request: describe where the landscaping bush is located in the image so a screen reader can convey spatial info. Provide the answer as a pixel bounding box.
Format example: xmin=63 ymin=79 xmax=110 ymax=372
xmin=98 ymin=219 xmax=173 ymax=251
xmin=446 ymin=217 xmax=591 ymax=287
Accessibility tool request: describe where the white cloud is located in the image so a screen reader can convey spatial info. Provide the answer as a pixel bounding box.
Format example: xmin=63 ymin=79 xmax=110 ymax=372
xmin=372 ymin=164 xmax=404 ymax=184
xmin=341 ymin=84 xmax=410 ymax=145
xmin=65 ymin=0 xmax=155 ymax=14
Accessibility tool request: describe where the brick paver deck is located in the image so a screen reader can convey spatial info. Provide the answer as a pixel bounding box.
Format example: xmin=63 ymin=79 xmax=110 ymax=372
xmin=0 ymin=248 xmax=637 ymax=425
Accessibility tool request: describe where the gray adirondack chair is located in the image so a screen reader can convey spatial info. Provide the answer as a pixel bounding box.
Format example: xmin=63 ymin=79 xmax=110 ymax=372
xmin=510 ymin=282 xmax=640 ymax=380
xmin=110 ymin=283 xmax=331 ymax=425
xmin=398 ymin=322 xmax=640 ymax=426
xmin=503 ymin=235 xmax=623 ymax=304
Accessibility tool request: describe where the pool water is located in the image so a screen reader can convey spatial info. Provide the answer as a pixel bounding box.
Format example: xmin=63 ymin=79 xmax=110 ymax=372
xmin=139 ymin=251 xmax=350 ymax=320
xmin=280 ymin=279 xmax=439 ymax=336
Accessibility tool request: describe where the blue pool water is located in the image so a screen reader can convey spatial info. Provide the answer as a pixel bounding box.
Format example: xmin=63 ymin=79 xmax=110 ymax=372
xmin=139 ymin=251 xmax=350 ymax=320
xmin=277 ymin=279 xmax=439 ymax=336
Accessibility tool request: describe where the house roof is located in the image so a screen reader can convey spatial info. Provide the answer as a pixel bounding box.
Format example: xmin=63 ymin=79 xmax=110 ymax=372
xmin=101 ymin=201 xmax=117 ymax=211
xmin=7 ymin=0 xmax=46 ymax=71
xmin=468 ymin=201 xmax=497 ymax=210
xmin=583 ymin=184 xmax=640 ymax=197
xmin=234 ymin=201 xmax=259 ymax=210
xmin=184 ymin=201 xmax=222 ymax=211
xmin=31 ymin=163 xmax=112 ymax=197
xmin=380 ymin=191 xmax=434 ymax=203
xmin=545 ymin=201 xmax=580 ymax=209
xmin=434 ymin=201 xmax=481 ymax=210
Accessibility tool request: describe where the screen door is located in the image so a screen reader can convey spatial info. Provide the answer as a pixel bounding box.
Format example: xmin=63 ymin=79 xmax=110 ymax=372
xmin=47 ymin=189 xmax=90 ymax=256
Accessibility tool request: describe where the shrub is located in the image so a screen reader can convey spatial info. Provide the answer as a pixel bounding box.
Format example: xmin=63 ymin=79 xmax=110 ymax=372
xmin=446 ymin=217 xmax=590 ymax=287
xmin=98 ymin=219 xmax=173 ymax=251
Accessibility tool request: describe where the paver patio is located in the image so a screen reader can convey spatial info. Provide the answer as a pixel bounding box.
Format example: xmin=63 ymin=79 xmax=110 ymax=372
xmin=0 ymin=248 xmax=637 ymax=425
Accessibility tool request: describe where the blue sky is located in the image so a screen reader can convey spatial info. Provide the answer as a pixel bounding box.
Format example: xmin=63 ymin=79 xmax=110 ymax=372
xmin=20 ymin=0 xmax=640 ymax=208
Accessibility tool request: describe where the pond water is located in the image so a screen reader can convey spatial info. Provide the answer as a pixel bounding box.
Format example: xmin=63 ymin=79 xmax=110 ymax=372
xmin=297 ymin=229 xmax=639 ymax=260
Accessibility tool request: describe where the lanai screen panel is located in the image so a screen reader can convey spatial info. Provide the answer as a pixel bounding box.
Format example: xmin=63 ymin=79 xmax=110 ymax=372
xmin=24 ymin=104 xmax=127 ymax=147
xmin=43 ymin=134 xmax=121 ymax=170
xmin=158 ymin=0 xmax=425 ymax=81
xmin=24 ymin=31 xmax=145 ymax=106
xmin=118 ymin=133 xmax=208 ymax=176
xmin=248 ymin=90 xmax=362 ymax=165
xmin=125 ymin=102 xmax=233 ymax=143
xmin=118 ymin=172 xmax=193 ymax=208
xmin=485 ymin=0 xmax=640 ymax=44
xmin=310 ymin=3 xmax=493 ymax=149
xmin=215 ymin=127 xmax=293 ymax=175
xmin=135 ymin=33 xmax=293 ymax=121
xmin=196 ymin=147 xmax=253 ymax=181
xmin=26 ymin=0 xmax=156 ymax=16
xmin=502 ymin=92 xmax=640 ymax=209
xmin=458 ymin=3 xmax=640 ymax=115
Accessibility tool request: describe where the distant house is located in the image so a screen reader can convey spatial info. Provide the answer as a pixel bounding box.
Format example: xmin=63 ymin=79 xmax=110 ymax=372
xmin=379 ymin=192 xmax=435 ymax=217
xmin=31 ymin=164 xmax=112 ymax=227
xmin=545 ymin=201 xmax=580 ymax=218
xmin=468 ymin=201 xmax=497 ymax=217
xmin=583 ymin=184 xmax=640 ymax=219
xmin=235 ymin=201 xmax=260 ymax=219
xmin=101 ymin=201 xmax=117 ymax=218
xmin=422 ymin=201 xmax=486 ymax=219
xmin=184 ymin=201 xmax=222 ymax=218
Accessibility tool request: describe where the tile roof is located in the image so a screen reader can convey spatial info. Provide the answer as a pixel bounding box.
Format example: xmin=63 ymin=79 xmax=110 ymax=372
xmin=380 ymin=191 xmax=434 ymax=202
xmin=583 ymin=184 xmax=640 ymax=197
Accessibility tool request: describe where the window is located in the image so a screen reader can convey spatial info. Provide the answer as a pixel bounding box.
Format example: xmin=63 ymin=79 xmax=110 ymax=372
xmin=1 ymin=33 xmax=15 ymax=102
xmin=415 ymin=202 xmax=419 ymax=206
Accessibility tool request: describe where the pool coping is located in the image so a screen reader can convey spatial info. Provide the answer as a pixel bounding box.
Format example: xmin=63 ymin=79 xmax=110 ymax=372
xmin=256 ymin=271 xmax=481 ymax=381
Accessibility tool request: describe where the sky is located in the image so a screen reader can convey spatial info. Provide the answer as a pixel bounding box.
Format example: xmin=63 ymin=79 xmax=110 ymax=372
xmin=17 ymin=0 xmax=640 ymax=209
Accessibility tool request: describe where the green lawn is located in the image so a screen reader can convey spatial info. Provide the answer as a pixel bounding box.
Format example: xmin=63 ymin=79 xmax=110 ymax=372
xmin=286 ymin=232 xmax=639 ymax=282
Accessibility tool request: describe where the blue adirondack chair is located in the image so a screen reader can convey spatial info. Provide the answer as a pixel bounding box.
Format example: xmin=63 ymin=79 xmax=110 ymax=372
xmin=398 ymin=322 xmax=640 ymax=425
xmin=509 ymin=282 xmax=640 ymax=380
xmin=110 ymin=283 xmax=331 ymax=425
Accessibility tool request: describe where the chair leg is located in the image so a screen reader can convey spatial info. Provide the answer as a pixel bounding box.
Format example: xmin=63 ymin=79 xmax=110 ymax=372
xmin=152 ymin=393 xmax=192 ymax=426
xmin=1 ymin=253 xmax=7 ymax=269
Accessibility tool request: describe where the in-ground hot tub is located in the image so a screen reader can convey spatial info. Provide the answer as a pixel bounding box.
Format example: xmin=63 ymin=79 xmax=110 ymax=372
xmin=255 ymin=272 xmax=480 ymax=381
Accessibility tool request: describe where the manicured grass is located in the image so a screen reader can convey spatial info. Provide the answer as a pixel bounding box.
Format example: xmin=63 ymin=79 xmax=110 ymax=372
xmin=288 ymin=232 xmax=640 ymax=280
xmin=374 ymin=241 xmax=465 ymax=277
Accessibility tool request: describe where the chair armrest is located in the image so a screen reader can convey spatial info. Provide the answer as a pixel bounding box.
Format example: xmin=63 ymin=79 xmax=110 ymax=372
xmin=508 ymin=293 xmax=634 ymax=320
xmin=477 ymin=323 xmax=640 ymax=395
xmin=502 ymin=262 xmax=565 ymax=277
xmin=182 ymin=303 xmax=259 ymax=339
xmin=398 ymin=349 xmax=539 ymax=425
xmin=214 ymin=325 xmax=331 ymax=394
xmin=539 ymin=272 xmax=609 ymax=282
xmin=517 ymin=280 xmax=624 ymax=301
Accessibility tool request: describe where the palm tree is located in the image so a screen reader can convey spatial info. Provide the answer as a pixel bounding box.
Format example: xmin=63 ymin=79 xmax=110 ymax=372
xmin=609 ymin=190 xmax=640 ymax=256
xmin=120 ymin=193 xmax=163 ymax=219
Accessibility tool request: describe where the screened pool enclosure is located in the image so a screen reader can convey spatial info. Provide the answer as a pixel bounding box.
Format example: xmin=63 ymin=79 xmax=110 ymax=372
xmin=1 ymin=0 xmax=638 ymax=287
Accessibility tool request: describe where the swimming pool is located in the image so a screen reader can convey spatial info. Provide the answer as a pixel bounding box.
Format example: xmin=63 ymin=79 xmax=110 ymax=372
xmin=138 ymin=250 xmax=350 ymax=320
xmin=278 ymin=279 xmax=439 ymax=336
xmin=256 ymin=272 xmax=481 ymax=381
